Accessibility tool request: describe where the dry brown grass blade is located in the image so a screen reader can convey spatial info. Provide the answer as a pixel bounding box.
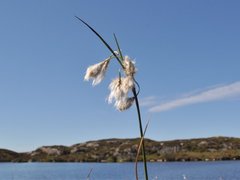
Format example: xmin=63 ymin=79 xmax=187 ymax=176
xmin=135 ymin=119 xmax=150 ymax=180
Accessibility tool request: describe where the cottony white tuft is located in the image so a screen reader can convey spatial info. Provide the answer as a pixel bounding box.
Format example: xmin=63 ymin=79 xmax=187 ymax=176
xmin=108 ymin=76 xmax=135 ymax=104
xmin=113 ymin=51 xmax=119 ymax=56
xmin=84 ymin=58 xmax=110 ymax=86
xmin=123 ymin=56 xmax=136 ymax=76
xmin=108 ymin=77 xmax=125 ymax=103
xmin=122 ymin=76 xmax=135 ymax=94
xmin=115 ymin=97 xmax=135 ymax=111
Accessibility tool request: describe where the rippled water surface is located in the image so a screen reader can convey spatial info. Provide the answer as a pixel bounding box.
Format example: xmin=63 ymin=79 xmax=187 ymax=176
xmin=0 ymin=161 xmax=240 ymax=180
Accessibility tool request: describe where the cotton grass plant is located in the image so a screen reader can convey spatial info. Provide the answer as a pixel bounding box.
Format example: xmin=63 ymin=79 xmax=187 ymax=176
xmin=76 ymin=16 xmax=149 ymax=180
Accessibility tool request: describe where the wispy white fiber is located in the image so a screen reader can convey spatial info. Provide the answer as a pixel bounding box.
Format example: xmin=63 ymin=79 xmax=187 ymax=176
xmin=84 ymin=58 xmax=110 ymax=86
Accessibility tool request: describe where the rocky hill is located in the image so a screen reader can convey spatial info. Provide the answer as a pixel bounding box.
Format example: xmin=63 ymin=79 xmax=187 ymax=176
xmin=1 ymin=137 xmax=240 ymax=162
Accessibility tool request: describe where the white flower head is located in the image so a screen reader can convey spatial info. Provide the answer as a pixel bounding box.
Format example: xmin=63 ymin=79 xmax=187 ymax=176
xmin=114 ymin=97 xmax=135 ymax=111
xmin=84 ymin=58 xmax=110 ymax=86
xmin=122 ymin=76 xmax=135 ymax=94
xmin=123 ymin=56 xmax=136 ymax=76
xmin=108 ymin=76 xmax=135 ymax=108
xmin=108 ymin=77 xmax=125 ymax=104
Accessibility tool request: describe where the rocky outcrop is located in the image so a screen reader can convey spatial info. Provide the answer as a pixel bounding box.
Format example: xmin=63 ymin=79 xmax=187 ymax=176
xmin=1 ymin=137 xmax=240 ymax=162
xmin=0 ymin=149 xmax=19 ymax=162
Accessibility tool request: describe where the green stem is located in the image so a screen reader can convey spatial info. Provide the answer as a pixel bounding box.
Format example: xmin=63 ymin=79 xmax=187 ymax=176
xmin=113 ymin=33 xmax=124 ymax=61
xmin=75 ymin=16 xmax=125 ymax=69
xmin=132 ymin=87 xmax=148 ymax=180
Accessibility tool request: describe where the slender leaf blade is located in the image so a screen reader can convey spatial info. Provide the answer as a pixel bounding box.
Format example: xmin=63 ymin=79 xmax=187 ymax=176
xmin=75 ymin=16 xmax=124 ymax=69
xmin=113 ymin=33 xmax=124 ymax=61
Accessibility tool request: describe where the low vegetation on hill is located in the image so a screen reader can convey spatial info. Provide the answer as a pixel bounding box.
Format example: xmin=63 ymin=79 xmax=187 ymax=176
xmin=1 ymin=137 xmax=240 ymax=162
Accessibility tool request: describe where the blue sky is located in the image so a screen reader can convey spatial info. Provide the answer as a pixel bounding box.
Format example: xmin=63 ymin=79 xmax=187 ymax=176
xmin=0 ymin=1 xmax=240 ymax=152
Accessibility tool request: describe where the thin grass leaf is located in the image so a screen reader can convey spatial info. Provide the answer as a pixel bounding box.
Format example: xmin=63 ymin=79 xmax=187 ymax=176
xmin=86 ymin=168 xmax=93 ymax=180
xmin=75 ymin=16 xmax=124 ymax=69
xmin=132 ymin=87 xmax=149 ymax=180
xmin=113 ymin=33 xmax=124 ymax=61
xmin=135 ymin=119 xmax=150 ymax=180
xmin=114 ymin=33 xmax=141 ymax=96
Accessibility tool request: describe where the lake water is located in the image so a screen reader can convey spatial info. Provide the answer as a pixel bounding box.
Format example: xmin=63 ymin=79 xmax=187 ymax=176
xmin=0 ymin=161 xmax=240 ymax=180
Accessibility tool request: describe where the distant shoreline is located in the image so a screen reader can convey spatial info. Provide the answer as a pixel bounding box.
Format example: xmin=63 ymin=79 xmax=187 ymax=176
xmin=1 ymin=136 xmax=240 ymax=163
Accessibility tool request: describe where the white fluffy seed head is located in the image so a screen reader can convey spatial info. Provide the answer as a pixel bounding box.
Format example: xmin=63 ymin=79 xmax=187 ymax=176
xmin=108 ymin=77 xmax=125 ymax=103
xmin=122 ymin=76 xmax=135 ymax=94
xmin=123 ymin=56 xmax=136 ymax=76
xmin=84 ymin=58 xmax=110 ymax=86
xmin=108 ymin=76 xmax=135 ymax=105
xmin=114 ymin=97 xmax=135 ymax=111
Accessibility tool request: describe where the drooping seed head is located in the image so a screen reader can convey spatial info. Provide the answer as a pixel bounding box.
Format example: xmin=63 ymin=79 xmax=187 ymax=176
xmin=123 ymin=56 xmax=136 ymax=76
xmin=84 ymin=58 xmax=110 ymax=86
xmin=122 ymin=76 xmax=135 ymax=94
xmin=108 ymin=77 xmax=125 ymax=104
xmin=108 ymin=76 xmax=135 ymax=104
xmin=114 ymin=97 xmax=135 ymax=111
